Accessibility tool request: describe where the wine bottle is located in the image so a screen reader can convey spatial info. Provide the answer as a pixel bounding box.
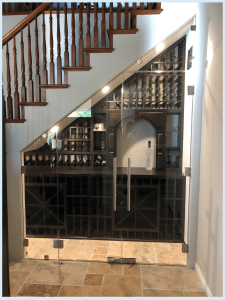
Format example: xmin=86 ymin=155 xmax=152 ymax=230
xmin=52 ymin=156 xmax=57 ymax=167
xmin=58 ymin=156 xmax=63 ymax=166
xmin=94 ymin=155 xmax=102 ymax=166
xmin=45 ymin=156 xmax=51 ymax=166
xmin=101 ymin=160 xmax=106 ymax=166
xmin=65 ymin=156 xmax=71 ymax=166
xmin=79 ymin=157 xmax=84 ymax=166
xmin=86 ymin=159 xmax=91 ymax=167
xmin=146 ymin=141 xmax=152 ymax=170
xmin=24 ymin=156 xmax=29 ymax=166
xmin=30 ymin=155 xmax=36 ymax=166
xmin=71 ymin=159 xmax=77 ymax=166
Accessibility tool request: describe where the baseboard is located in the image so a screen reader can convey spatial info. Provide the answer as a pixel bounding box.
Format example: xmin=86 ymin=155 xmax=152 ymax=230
xmin=195 ymin=262 xmax=213 ymax=297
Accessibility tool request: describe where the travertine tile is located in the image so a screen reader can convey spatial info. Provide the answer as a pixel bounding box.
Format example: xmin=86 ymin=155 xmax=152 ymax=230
xmin=66 ymin=239 xmax=82 ymax=246
xmin=143 ymin=288 xmax=184 ymax=297
xmin=124 ymin=241 xmax=156 ymax=264
xmin=26 ymin=238 xmax=62 ymax=260
xmin=101 ymin=275 xmax=142 ymax=297
xmin=123 ymin=264 xmax=140 ymax=275
xmin=154 ymin=242 xmax=170 ymax=250
xmin=9 ymin=261 xmax=21 ymax=272
xmin=155 ymin=248 xmax=187 ymax=266
xmin=87 ymin=262 xmax=122 ymax=275
xmin=59 ymin=285 xmax=101 ymax=297
xmin=91 ymin=255 xmax=108 ymax=262
xmin=84 ymin=274 xmax=103 ymax=286
xmin=26 ymin=261 xmax=88 ymax=285
xmin=17 ymin=283 xmax=61 ymax=297
xmin=16 ymin=260 xmax=39 ymax=272
xmin=80 ymin=239 xmax=110 ymax=247
xmin=108 ymin=241 xmax=123 ymax=257
xmin=60 ymin=246 xmax=94 ymax=261
xmin=141 ymin=265 xmax=204 ymax=291
xmin=183 ymin=291 xmax=207 ymax=297
xmin=93 ymin=247 xmax=108 ymax=255
xmin=9 ymin=271 xmax=30 ymax=296
xmin=26 ymin=238 xmax=40 ymax=255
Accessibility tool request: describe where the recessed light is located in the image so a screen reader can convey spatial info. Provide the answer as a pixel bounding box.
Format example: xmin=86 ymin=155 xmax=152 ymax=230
xmin=102 ymin=86 xmax=109 ymax=93
xmin=156 ymin=43 xmax=164 ymax=52
xmin=137 ymin=58 xmax=143 ymax=65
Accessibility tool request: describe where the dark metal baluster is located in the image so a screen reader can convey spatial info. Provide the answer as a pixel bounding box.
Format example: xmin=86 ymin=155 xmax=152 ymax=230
xmin=79 ymin=3 xmax=84 ymax=66
xmin=28 ymin=22 xmax=34 ymax=102
xmin=6 ymin=42 xmax=13 ymax=119
xmin=71 ymin=2 xmax=76 ymax=67
xmin=125 ymin=3 xmax=129 ymax=30
xmin=35 ymin=17 xmax=40 ymax=102
xmin=42 ymin=11 xmax=47 ymax=100
xmin=64 ymin=3 xmax=69 ymax=83
xmin=86 ymin=2 xmax=91 ymax=66
xmin=13 ymin=36 xmax=19 ymax=119
xmin=94 ymin=3 xmax=98 ymax=48
xmin=20 ymin=29 xmax=25 ymax=118
xmin=101 ymin=3 xmax=106 ymax=47
xmin=117 ymin=3 xmax=121 ymax=30
xmin=57 ymin=3 xmax=62 ymax=84
xmin=49 ymin=3 xmax=54 ymax=84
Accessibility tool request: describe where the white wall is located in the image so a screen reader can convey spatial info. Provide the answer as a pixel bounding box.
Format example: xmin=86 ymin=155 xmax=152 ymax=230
xmin=194 ymin=3 xmax=223 ymax=297
xmin=3 ymin=4 xmax=223 ymax=297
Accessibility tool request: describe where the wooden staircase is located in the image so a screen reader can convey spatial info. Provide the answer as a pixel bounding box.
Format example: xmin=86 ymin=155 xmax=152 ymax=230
xmin=2 ymin=2 xmax=163 ymax=123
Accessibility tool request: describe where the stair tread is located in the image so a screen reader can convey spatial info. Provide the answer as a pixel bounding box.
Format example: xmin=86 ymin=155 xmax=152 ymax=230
xmin=5 ymin=119 xmax=26 ymax=123
xmin=39 ymin=84 xmax=70 ymax=89
xmin=18 ymin=102 xmax=48 ymax=106
xmin=84 ymin=48 xmax=115 ymax=53
xmin=61 ymin=67 xmax=92 ymax=71
xmin=107 ymin=29 xmax=138 ymax=35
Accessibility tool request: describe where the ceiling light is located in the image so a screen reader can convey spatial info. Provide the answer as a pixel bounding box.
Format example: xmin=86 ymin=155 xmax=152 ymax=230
xmin=51 ymin=125 xmax=59 ymax=133
xmin=102 ymin=86 xmax=109 ymax=93
xmin=156 ymin=43 xmax=164 ymax=52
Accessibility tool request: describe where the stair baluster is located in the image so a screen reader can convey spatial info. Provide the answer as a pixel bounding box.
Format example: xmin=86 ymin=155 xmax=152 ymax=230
xmin=13 ymin=36 xmax=19 ymax=119
xmin=28 ymin=23 xmax=34 ymax=102
xmin=49 ymin=3 xmax=54 ymax=84
xmin=6 ymin=42 xmax=13 ymax=119
xmin=79 ymin=3 xmax=84 ymax=66
xmin=35 ymin=16 xmax=40 ymax=102
xmin=94 ymin=3 xmax=98 ymax=48
xmin=71 ymin=3 xmax=76 ymax=67
xmin=101 ymin=3 xmax=106 ymax=47
xmin=140 ymin=3 xmax=145 ymax=10
xmin=132 ymin=3 xmax=137 ymax=29
xmin=125 ymin=3 xmax=129 ymax=30
xmin=86 ymin=3 xmax=91 ymax=66
xmin=109 ymin=3 xmax=113 ymax=48
xmin=20 ymin=29 xmax=26 ymax=119
xmin=64 ymin=3 xmax=69 ymax=83
xmin=57 ymin=3 xmax=62 ymax=84
xmin=42 ymin=11 xmax=47 ymax=101
xmin=117 ymin=3 xmax=121 ymax=30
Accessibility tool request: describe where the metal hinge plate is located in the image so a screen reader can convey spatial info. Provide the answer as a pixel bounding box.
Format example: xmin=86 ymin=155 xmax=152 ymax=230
xmin=184 ymin=167 xmax=191 ymax=176
xmin=182 ymin=243 xmax=189 ymax=253
xmin=23 ymin=239 xmax=29 ymax=247
xmin=108 ymin=257 xmax=136 ymax=264
xmin=53 ymin=240 xmax=64 ymax=249
xmin=187 ymin=86 xmax=194 ymax=95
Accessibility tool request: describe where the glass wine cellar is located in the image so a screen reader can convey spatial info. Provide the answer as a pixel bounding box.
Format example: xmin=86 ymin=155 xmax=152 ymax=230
xmin=23 ymin=37 xmax=187 ymax=260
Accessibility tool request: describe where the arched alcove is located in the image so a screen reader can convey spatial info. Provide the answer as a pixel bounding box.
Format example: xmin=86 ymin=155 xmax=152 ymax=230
xmin=116 ymin=118 xmax=157 ymax=168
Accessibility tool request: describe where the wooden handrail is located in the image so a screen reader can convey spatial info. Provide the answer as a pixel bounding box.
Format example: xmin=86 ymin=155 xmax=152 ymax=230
xmin=2 ymin=3 xmax=51 ymax=46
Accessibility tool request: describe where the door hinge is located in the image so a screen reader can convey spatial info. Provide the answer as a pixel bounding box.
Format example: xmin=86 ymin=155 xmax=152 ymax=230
xmin=182 ymin=243 xmax=189 ymax=253
xmin=53 ymin=240 xmax=64 ymax=249
xmin=21 ymin=166 xmax=26 ymax=174
xmin=184 ymin=167 xmax=191 ymax=177
xmin=23 ymin=239 xmax=29 ymax=247
xmin=187 ymin=86 xmax=194 ymax=95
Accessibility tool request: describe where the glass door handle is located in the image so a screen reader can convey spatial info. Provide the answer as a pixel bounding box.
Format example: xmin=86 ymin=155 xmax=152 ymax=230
xmin=113 ymin=157 xmax=117 ymax=211
xmin=127 ymin=157 xmax=131 ymax=211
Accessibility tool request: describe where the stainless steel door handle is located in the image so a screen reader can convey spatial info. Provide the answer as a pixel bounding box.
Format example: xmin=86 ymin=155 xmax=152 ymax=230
xmin=113 ymin=157 xmax=117 ymax=211
xmin=127 ymin=157 xmax=130 ymax=211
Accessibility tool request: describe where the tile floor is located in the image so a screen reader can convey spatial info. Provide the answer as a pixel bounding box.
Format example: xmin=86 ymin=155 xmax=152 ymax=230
xmin=9 ymin=260 xmax=207 ymax=297
xmin=8 ymin=238 xmax=206 ymax=297
xmin=25 ymin=238 xmax=187 ymax=266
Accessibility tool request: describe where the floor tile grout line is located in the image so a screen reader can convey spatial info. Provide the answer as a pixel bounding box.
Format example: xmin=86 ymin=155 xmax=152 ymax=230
xmin=57 ymin=284 xmax=64 ymax=297
xmin=140 ymin=264 xmax=144 ymax=297
xmin=14 ymin=260 xmax=40 ymax=296
xmin=26 ymin=238 xmax=42 ymax=258
xmin=142 ymin=287 xmax=205 ymax=292
xmin=100 ymin=274 xmax=105 ymax=296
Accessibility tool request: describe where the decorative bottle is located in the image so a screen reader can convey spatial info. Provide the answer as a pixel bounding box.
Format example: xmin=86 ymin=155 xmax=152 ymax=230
xmin=146 ymin=141 xmax=152 ymax=170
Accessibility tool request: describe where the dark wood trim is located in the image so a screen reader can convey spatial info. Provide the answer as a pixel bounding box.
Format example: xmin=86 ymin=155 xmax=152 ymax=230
xmin=84 ymin=48 xmax=114 ymax=53
xmin=5 ymin=119 xmax=26 ymax=123
xmin=2 ymin=3 xmax=51 ymax=46
xmin=61 ymin=67 xmax=92 ymax=71
xmin=18 ymin=102 xmax=48 ymax=106
xmin=39 ymin=84 xmax=70 ymax=89
xmin=107 ymin=29 xmax=138 ymax=35
xmin=131 ymin=9 xmax=163 ymax=15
